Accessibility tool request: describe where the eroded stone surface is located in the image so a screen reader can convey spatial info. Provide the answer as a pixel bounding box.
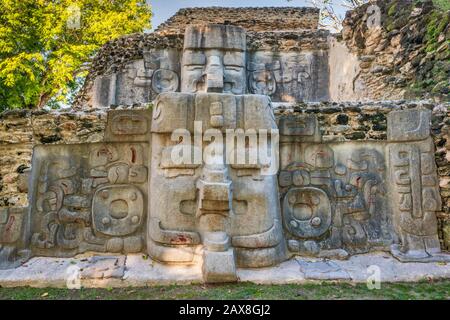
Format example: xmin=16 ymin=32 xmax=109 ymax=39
xmin=0 ymin=252 xmax=448 ymax=287
xmin=0 ymin=5 xmax=449 ymax=284
xmin=148 ymin=92 xmax=286 ymax=282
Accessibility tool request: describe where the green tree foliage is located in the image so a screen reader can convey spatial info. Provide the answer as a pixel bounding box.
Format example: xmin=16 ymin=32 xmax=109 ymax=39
xmin=0 ymin=0 xmax=151 ymax=111
xmin=433 ymin=0 xmax=450 ymax=11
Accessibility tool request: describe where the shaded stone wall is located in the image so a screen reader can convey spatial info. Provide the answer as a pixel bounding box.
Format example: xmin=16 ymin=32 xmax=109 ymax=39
xmin=340 ymin=0 xmax=449 ymax=101
xmin=1 ymin=102 xmax=448 ymax=250
xmin=155 ymin=7 xmax=320 ymax=35
xmin=246 ymin=30 xmax=329 ymax=51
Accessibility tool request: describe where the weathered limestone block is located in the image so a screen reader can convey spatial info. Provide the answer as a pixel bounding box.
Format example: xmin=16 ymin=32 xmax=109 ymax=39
xmin=80 ymin=256 xmax=126 ymax=280
xmin=280 ymin=142 xmax=392 ymax=257
xmin=387 ymin=109 xmax=431 ymax=142
xmin=0 ymin=207 xmax=31 ymax=269
xmin=104 ymin=109 xmax=152 ymax=142
xmin=202 ymin=249 xmax=237 ymax=283
xmin=278 ymin=114 xmax=321 ymax=141
xmin=388 ymin=109 xmax=449 ymax=262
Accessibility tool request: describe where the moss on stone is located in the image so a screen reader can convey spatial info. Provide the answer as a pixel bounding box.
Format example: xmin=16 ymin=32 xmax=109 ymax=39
xmin=388 ymin=2 xmax=398 ymax=17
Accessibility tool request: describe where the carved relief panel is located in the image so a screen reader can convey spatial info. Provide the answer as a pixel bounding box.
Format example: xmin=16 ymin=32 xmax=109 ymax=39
xmin=247 ymin=51 xmax=329 ymax=102
xmin=387 ymin=109 xmax=447 ymax=262
xmin=278 ymin=114 xmax=393 ymax=257
xmin=91 ymin=24 xmax=333 ymax=107
xmin=93 ymin=49 xmax=181 ymax=107
xmin=28 ymin=142 xmax=149 ymax=257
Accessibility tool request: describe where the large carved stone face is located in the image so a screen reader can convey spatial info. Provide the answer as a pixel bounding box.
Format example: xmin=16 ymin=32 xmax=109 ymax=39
xmin=181 ymin=25 xmax=246 ymax=94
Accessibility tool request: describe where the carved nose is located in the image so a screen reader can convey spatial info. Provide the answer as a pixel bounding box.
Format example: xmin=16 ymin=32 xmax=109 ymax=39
xmin=205 ymin=56 xmax=224 ymax=92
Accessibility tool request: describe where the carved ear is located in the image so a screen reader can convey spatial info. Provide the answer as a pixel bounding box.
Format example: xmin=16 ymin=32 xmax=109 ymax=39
xmin=151 ymin=93 xmax=195 ymax=133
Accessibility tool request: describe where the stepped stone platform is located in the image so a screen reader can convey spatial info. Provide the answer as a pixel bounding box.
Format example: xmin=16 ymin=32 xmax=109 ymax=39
xmin=0 ymin=252 xmax=449 ymax=288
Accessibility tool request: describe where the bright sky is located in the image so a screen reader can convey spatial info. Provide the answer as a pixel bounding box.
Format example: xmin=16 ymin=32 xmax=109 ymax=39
xmin=147 ymin=0 xmax=347 ymax=30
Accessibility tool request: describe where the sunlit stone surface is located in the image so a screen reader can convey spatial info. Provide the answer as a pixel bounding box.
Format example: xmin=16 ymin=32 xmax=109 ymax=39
xmin=0 ymin=6 xmax=448 ymax=284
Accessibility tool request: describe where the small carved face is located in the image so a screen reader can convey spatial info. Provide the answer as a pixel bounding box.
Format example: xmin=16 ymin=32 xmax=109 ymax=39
xmin=277 ymin=53 xmax=312 ymax=84
xmin=248 ymin=70 xmax=276 ymax=95
xmin=182 ymin=49 xmax=245 ymax=94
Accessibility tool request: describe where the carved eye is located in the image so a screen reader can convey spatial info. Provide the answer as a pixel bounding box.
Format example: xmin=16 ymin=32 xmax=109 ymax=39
xmin=225 ymin=66 xmax=243 ymax=72
xmin=185 ymin=65 xmax=204 ymax=71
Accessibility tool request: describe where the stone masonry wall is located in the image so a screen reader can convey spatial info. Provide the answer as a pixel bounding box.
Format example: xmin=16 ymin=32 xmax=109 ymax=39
xmin=341 ymin=0 xmax=449 ymax=101
xmin=246 ymin=30 xmax=329 ymax=51
xmin=155 ymin=7 xmax=320 ymax=35
xmin=1 ymin=102 xmax=448 ymax=250
xmin=433 ymin=104 xmax=450 ymax=250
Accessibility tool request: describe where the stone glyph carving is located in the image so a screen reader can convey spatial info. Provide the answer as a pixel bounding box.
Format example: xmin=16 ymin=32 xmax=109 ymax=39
xmin=92 ymin=185 xmax=144 ymax=237
xmin=387 ymin=109 xmax=431 ymax=142
xmin=278 ymin=113 xmax=393 ymax=258
xmin=283 ymin=186 xmax=332 ymax=239
xmin=105 ymin=109 xmax=152 ymax=142
xmin=28 ymin=141 xmax=148 ymax=257
xmin=279 ymin=114 xmax=320 ymax=139
xmin=388 ymin=109 xmax=449 ymax=262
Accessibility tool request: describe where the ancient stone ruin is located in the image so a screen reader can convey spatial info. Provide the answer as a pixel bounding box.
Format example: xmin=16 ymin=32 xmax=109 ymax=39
xmin=1 ymin=3 xmax=449 ymax=283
